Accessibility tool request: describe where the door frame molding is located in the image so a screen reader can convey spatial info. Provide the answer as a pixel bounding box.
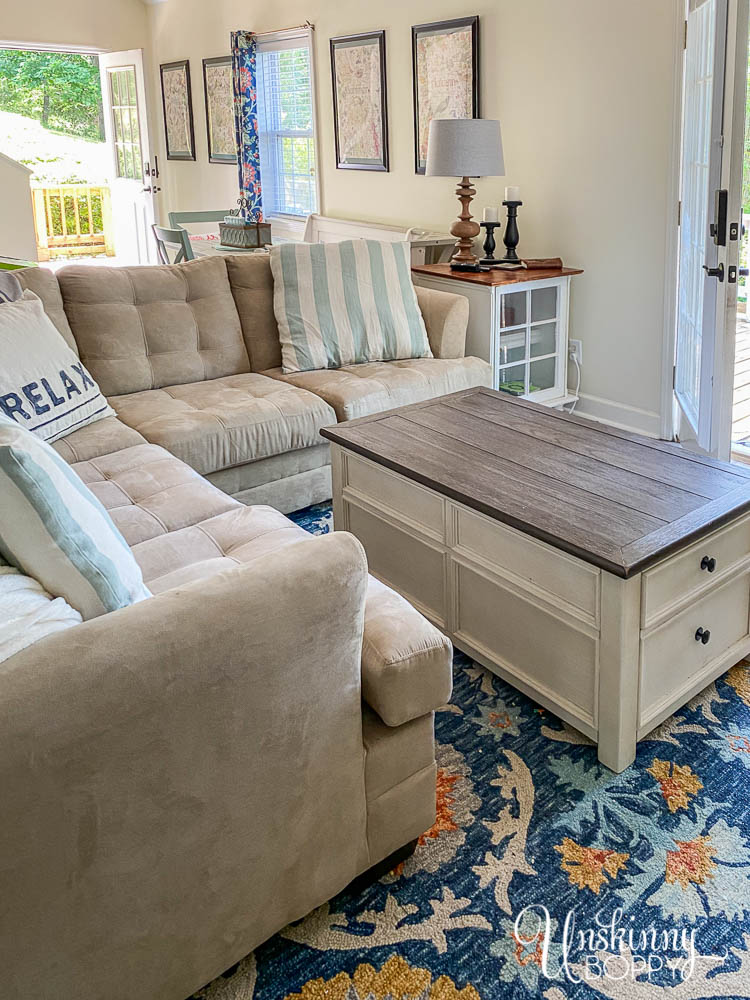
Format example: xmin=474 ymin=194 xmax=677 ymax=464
xmin=660 ymin=0 xmax=687 ymax=443
xmin=662 ymin=0 xmax=750 ymax=452
xmin=715 ymin=0 xmax=750 ymax=458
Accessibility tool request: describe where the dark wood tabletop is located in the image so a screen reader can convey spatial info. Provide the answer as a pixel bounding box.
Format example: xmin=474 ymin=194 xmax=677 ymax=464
xmin=410 ymin=263 xmax=584 ymax=286
xmin=321 ymin=387 xmax=750 ymax=578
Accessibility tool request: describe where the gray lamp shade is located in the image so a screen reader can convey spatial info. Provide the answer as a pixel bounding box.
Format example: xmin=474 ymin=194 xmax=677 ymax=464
xmin=425 ymin=118 xmax=505 ymax=178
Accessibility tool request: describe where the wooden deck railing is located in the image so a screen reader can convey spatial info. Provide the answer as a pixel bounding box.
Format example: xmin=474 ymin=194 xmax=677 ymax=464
xmin=32 ymin=184 xmax=115 ymax=261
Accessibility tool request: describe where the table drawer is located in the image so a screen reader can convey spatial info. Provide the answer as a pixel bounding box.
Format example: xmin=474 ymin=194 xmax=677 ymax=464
xmin=344 ymin=454 xmax=444 ymax=537
xmin=454 ymin=561 xmax=597 ymax=724
xmin=454 ymin=505 xmax=599 ymax=622
xmin=642 ymin=514 xmax=750 ymax=626
xmin=640 ymin=572 xmax=750 ymax=714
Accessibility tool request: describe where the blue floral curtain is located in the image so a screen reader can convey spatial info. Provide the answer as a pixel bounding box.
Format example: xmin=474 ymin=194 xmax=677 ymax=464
xmin=231 ymin=31 xmax=263 ymax=221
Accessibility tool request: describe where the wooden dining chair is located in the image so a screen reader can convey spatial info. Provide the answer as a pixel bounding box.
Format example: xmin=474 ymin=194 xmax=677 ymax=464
xmin=151 ymin=224 xmax=195 ymax=264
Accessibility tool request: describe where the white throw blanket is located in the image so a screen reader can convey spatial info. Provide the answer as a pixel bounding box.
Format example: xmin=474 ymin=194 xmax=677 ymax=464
xmin=0 ymin=565 xmax=82 ymax=663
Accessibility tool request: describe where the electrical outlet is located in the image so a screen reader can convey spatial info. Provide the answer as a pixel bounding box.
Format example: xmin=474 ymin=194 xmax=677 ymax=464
xmin=568 ymin=340 xmax=583 ymax=365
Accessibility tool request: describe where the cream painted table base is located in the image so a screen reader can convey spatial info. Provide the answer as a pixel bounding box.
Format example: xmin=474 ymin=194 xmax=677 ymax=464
xmin=322 ymin=389 xmax=750 ymax=772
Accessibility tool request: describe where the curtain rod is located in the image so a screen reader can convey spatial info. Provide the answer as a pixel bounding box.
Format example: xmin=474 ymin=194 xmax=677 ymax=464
xmin=254 ymin=21 xmax=314 ymax=36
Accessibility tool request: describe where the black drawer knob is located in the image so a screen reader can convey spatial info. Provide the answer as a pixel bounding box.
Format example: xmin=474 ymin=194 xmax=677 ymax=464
xmin=701 ymin=555 xmax=717 ymax=572
xmin=695 ymin=627 xmax=711 ymax=645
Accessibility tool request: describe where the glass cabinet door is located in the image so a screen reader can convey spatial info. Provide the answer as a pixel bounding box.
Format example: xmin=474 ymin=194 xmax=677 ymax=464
xmin=494 ymin=280 xmax=566 ymax=400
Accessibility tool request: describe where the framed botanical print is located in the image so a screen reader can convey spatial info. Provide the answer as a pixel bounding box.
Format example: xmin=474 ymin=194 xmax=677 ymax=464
xmin=330 ymin=31 xmax=388 ymax=172
xmin=202 ymin=56 xmax=236 ymax=163
xmin=411 ymin=16 xmax=479 ymax=175
xmin=160 ymin=59 xmax=196 ymax=161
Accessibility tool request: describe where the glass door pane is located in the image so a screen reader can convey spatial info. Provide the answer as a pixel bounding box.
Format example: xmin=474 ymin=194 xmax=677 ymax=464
xmin=530 ymin=285 xmax=558 ymax=323
xmin=498 ymin=364 xmax=527 ymax=396
xmin=498 ymin=291 xmax=526 ymax=328
xmin=530 ymin=322 xmax=556 ymax=358
xmin=529 ymin=357 xmax=556 ymax=393
xmin=498 ymin=327 xmax=527 ymax=366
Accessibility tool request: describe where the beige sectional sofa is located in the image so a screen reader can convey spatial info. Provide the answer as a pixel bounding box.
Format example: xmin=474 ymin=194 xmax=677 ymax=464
xmin=2 ymin=255 xmax=490 ymax=1000
xmin=17 ymin=256 xmax=490 ymax=512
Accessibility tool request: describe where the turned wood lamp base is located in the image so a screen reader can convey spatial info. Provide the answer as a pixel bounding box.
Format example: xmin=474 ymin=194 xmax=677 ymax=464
xmin=449 ymin=176 xmax=480 ymax=267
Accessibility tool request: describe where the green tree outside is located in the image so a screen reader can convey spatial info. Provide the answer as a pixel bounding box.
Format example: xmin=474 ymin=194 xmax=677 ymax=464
xmin=0 ymin=49 xmax=104 ymax=141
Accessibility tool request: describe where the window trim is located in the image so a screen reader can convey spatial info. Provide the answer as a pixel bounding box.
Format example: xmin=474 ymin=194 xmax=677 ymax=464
xmin=256 ymin=26 xmax=320 ymax=224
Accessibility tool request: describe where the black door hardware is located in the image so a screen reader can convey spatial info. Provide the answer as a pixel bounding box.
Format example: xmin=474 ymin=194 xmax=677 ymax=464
xmin=702 ymin=263 xmax=724 ymax=281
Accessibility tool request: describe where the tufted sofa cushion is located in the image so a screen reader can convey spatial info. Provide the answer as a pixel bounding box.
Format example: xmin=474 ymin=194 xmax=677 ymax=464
xmin=110 ymin=373 xmax=337 ymax=476
xmin=16 ymin=267 xmax=78 ymax=352
xmin=56 ymin=257 xmax=249 ymax=397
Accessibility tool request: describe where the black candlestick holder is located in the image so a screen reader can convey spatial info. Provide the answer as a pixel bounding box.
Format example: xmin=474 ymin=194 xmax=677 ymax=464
xmin=479 ymin=221 xmax=501 ymax=265
xmin=501 ymin=200 xmax=523 ymax=262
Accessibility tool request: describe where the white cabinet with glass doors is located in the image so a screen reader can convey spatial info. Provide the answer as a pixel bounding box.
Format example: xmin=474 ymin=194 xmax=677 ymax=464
xmin=411 ymin=268 xmax=583 ymax=407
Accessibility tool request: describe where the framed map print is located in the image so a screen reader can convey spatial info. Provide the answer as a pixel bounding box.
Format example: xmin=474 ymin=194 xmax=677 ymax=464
xmin=160 ymin=59 xmax=196 ymax=161
xmin=202 ymin=56 xmax=236 ymax=163
xmin=411 ymin=16 xmax=479 ymax=174
xmin=330 ymin=31 xmax=388 ymax=172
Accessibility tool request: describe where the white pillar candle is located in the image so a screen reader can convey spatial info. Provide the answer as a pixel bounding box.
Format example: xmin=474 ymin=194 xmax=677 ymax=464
xmin=482 ymin=206 xmax=499 ymax=223
xmin=505 ymin=186 xmax=521 ymax=202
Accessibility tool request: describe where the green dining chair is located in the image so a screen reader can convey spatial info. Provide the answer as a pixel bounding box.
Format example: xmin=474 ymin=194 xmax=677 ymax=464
xmin=151 ymin=224 xmax=194 ymax=264
xmin=168 ymin=210 xmax=230 ymax=229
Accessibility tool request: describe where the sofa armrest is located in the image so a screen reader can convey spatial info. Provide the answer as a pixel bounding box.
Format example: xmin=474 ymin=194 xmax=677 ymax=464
xmin=415 ymin=284 xmax=470 ymax=359
xmin=0 ymin=532 xmax=371 ymax=999
xmin=363 ymin=576 xmax=453 ymax=726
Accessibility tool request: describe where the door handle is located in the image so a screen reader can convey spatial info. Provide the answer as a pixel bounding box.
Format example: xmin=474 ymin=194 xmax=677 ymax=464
xmin=710 ymin=189 xmax=728 ymax=246
xmin=702 ymin=263 xmax=724 ymax=281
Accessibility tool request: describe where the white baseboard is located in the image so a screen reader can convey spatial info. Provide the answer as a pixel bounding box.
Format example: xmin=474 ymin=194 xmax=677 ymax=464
xmin=574 ymin=392 xmax=662 ymax=438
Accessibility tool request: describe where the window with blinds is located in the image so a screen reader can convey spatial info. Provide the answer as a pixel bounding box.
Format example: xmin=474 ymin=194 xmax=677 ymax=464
xmin=256 ymin=35 xmax=318 ymax=218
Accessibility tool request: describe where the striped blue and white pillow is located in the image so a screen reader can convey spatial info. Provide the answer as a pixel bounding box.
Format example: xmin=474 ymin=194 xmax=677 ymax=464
xmin=0 ymin=290 xmax=114 ymax=442
xmin=270 ymin=240 xmax=433 ymax=373
xmin=0 ymin=270 xmax=22 ymax=304
xmin=0 ymin=415 xmax=151 ymax=620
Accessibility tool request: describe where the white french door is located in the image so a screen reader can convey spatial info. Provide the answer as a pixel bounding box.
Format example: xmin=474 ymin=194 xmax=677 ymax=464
xmin=674 ymin=0 xmax=729 ymax=454
xmin=99 ymin=49 xmax=156 ymax=264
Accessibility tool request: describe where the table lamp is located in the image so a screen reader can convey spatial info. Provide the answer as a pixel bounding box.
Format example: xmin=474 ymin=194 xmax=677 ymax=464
xmin=425 ymin=118 xmax=505 ymax=269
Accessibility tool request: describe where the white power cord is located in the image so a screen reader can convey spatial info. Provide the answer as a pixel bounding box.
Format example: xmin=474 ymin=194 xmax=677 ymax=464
xmin=566 ymin=354 xmax=581 ymax=413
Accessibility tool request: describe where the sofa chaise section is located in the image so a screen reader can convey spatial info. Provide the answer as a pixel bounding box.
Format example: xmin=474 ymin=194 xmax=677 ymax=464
xmin=0 ymin=435 xmax=451 ymax=998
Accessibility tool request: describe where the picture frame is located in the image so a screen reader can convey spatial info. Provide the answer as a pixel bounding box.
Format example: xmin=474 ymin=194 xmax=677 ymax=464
xmin=330 ymin=31 xmax=389 ymax=172
xmin=411 ymin=16 xmax=479 ymax=175
xmin=202 ymin=56 xmax=237 ymax=164
xmin=160 ymin=59 xmax=196 ymax=161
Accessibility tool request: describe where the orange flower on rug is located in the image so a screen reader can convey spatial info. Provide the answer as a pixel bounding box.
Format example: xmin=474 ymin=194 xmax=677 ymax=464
xmin=665 ymin=835 xmax=717 ymax=889
xmin=647 ymin=758 xmax=703 ymax=812
xmin=554 ymin=837 xmax=629 ymax=894
xmin=283 ymin=955 xmax=481 ymax=1000
xmin=727 ymin=661 xmax=750 ymax=707
xmin=421 ymin=770 xmax=460 ymax=843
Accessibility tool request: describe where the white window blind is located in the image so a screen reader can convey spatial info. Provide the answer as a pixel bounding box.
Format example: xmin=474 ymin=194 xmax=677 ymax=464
xmin=257 ymin=30 xmax=318 ymax=218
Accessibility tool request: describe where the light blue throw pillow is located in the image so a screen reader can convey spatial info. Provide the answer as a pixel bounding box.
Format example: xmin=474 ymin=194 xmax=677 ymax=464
xmin=270 ymin=239 xmax=433 ymax=373
xmin=0 ymin=415 xmax=150 ymax=620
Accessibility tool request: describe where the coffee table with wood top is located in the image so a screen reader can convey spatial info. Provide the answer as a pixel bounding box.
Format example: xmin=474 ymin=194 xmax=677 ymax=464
xmin=321 ymin=387 xmax=750 ymax=771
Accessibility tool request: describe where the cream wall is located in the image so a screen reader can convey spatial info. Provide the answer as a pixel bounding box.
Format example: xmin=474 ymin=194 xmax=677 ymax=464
xmin=0 ymin=0 xmax=149 ymax=52
xmin=147 ymin=0 xmax=679 ymax=435
xmin=5 ymin=0 xmax=677 ymax=435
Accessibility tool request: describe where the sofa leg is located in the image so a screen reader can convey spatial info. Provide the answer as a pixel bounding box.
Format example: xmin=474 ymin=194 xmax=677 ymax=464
xmin=345 ymin=838 xmax=418 ymax=895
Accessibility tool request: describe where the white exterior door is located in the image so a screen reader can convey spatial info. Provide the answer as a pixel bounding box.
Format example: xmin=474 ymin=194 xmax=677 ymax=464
xmin=99 ymin=49 xmax=156 ymax=264
xmin=674 ymin=0 xmax=729 ymax=454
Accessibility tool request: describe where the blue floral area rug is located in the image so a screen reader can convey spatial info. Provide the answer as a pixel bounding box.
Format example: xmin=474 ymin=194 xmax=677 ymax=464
xmin=193 ymin=503 xmax=750 ymax=1000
